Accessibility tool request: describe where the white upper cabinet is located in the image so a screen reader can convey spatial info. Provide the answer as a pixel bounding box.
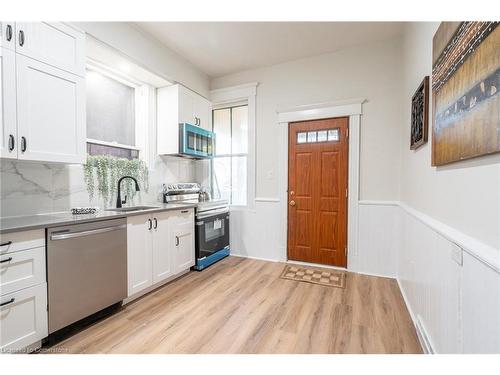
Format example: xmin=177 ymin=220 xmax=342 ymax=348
xmin=1 ymin=22 xmax=16 ymax=50
xmin=0 ymin=22 xmax=86 ymax=164
xmin=157 ymin=84 xmax=212 ymax=155
xmin=14 ymin=23 xmax=85 ymax=77
xmin=16 ymin=55 xmax=86 ymax=164
xmin=0 ymin=47 xmax=17 ymax=159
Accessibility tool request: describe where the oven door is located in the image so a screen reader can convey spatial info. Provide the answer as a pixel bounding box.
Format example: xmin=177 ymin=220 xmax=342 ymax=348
xmin=195 ymin=208 xmax=230 ymax=260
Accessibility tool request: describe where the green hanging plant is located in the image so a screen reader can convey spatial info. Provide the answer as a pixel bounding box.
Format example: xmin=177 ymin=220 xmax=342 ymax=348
xmin=83 ymin=155 xmax=149 ymax=206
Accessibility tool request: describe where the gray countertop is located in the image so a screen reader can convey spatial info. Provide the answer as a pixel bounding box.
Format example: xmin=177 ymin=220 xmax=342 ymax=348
xmin=0 ymin=203 xmax=197 ymax=234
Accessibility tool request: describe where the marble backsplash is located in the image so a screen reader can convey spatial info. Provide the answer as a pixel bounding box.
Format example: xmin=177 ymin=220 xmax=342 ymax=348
xmin=0 ymin=157 xmax=198 ymax=218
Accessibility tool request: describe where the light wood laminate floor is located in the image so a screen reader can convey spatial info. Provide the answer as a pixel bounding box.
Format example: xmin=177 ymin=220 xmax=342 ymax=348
xmin=49 ymin=256 xmax=422 ymax=354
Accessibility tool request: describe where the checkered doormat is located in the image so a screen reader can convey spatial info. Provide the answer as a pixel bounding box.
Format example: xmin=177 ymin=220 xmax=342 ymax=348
xmin=280 ymin=265 xmax=346 ymax=288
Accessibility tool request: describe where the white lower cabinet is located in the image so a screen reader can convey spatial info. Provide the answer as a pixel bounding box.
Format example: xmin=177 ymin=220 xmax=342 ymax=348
xmin=0 ymin=229 xmax=47 ymax=354
xmin=172 ymin=210 xmax=195 ymax=272
xmin=0 ymin=283 xmax=48 ymax=353
xmin=127 ymin=208 xmax=195 ymax=298
xmin=127 ymin=214 xmax=154 ymax=296
xmin=152 ymin=211 xmax=174 ymax=284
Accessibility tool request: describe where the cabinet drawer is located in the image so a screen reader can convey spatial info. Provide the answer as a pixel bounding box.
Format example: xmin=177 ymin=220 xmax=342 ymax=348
xmin=0 ymin=283 xmax=48 ymax=353
xmin=1 ymin=247 xmax=45 ymax=296
xmin=0 ymin=229 xmax=45 ymax=255
xmin=175 ymin=208 xmax=194 ymax=223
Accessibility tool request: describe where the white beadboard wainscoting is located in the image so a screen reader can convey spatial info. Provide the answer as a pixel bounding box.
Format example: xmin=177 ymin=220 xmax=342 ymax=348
xmin=398 ymin=203 xmax=500 ymax=354
xmin=229 ymin=199 xmax=500 ymax=354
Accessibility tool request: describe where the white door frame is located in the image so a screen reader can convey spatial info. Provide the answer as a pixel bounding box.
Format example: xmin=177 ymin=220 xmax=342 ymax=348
xmin=277 ymin=98 xmax=366 ymax=269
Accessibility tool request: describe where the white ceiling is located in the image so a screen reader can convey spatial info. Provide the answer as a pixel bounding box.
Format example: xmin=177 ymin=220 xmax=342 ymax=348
xmin=134 ymin=22 xmax=405 ymax=78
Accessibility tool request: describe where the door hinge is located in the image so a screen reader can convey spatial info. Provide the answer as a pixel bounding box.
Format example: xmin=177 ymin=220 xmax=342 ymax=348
xmin=345 ymin=247 xmax=347 ymax=256
xmin=345 ymin=188 xmax=348 ymax=198
xmin=346 ymin=128 xmax=349 ymax=138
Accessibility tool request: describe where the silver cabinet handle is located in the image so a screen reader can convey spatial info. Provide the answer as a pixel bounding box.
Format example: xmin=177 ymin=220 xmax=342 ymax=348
xmin=175 ymin=236 xmax=179 ymax=246
xmin=21 ymin=136 xmax=27 ymax=152
xmin=5 ymin=24 xmax=13 ymax=41
xmin=0 ymin=241 xmax=12 ymax=247
xmin=153 ymin=218 xmax=158 ymax=229
xmin=18 ymin=30 xmax=24 ymax=46
xmin=50 ymin=224 xmax=126 ymax=240
xmin=148 ymin=219 xmax=152 ymax=230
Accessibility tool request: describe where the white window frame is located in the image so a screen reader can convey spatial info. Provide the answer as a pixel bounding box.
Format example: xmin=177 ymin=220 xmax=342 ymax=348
xmin=210 ymin=83 xmax=257 ymax=209
xmin=85 ymin=59 xmax=156 ymax=167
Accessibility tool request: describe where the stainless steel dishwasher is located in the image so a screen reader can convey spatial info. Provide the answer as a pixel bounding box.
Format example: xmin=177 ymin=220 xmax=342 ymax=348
xmin=47 ymin=218 xmax=127 ymax=334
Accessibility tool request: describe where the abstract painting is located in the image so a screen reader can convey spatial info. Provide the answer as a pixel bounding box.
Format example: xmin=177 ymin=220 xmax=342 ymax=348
xmin=411 ymin=76 xmax=429 ymax=150
xmin=432 ymin=22 xmax=500 ymax=166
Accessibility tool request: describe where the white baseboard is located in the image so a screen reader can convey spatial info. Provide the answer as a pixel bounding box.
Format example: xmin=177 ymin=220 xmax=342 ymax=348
xmin=397 ymin=277 xmax=426 ymax=354
xmin=230 ymin=253 xmax=282 ymax=263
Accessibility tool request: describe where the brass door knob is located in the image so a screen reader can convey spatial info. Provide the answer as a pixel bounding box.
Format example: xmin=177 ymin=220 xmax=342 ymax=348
xmin=290 ymin=190 xmax=295 ymax=196
xmin=289 ymin=200 xmax=296 ymax=206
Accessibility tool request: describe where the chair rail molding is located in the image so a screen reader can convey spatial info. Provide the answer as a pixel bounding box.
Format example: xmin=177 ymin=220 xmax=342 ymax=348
xmin=276 ymin=98 xmax=367 ymax=269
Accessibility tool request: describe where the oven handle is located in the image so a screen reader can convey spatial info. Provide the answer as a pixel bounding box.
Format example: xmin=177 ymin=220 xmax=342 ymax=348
xmin=196 ymin=207 xmax=229 ymax=220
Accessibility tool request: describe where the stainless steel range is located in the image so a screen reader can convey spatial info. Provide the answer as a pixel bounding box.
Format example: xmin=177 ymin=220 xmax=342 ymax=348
xmin=163 ymin=183 xmax=230 ymax=270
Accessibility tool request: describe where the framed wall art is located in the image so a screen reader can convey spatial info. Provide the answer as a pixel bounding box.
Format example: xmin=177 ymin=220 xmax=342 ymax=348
xmin=410 ymin=76 xmax=429 ymax=150
xmin=432 ymin=21 xmax=500 ymax=166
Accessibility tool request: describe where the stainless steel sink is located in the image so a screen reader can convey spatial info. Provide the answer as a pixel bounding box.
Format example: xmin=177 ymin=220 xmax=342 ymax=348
xmin=106 ymin=206 xmax=160 ymax=212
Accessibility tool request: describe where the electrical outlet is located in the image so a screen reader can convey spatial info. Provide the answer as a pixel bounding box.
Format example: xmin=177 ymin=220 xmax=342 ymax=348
xmin=451 ymin=243 xmax=463 ymax=266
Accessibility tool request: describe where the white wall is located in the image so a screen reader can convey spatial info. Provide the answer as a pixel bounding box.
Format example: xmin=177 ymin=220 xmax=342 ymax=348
xmin=211 ymin=37 xmax=405 ymax=263
xmin=211 ymin=37 xmax=404 ymax=201
xmin=75 ymin=22 xmax=210 ymax=97
xmin=401 ymin=22 xmax=500 ymax=251
xmin=397 ymin=22 xmax=500 ymax=354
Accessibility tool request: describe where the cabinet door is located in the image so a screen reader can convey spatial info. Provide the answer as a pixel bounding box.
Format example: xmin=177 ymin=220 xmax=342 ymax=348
xmin=173 ymin=210 xmax=195 ymax=272
xmin=195 ymin=95 xmax=211 ymax=130
xmin=15 ymin=22 xmax=85 ymax=76
xmin=178 ymin=85 xmax=195 ymax=125
xmin=127 ymin=214 xmax=153 ymax=297
xmin=16 ymin=54 xmax=86 ymax=164
xmin=152 ymin=211 xmax=174 ymax=283
xmin=0 ymin=47 xmax=17 ymax=159
xmin=0 ymin=283 xmax=48 ymax=353
xmin=1 ymin=22 xmax=16 ymax=50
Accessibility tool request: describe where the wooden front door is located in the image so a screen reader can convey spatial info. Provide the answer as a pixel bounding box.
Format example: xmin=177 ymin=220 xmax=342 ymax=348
xmin=287 ymin=117 xmax=348 ymax=267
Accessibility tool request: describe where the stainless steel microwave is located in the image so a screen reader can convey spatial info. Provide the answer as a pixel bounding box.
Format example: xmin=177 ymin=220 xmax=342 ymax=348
xmin=179 ymin=123 xmax=215 ymax=159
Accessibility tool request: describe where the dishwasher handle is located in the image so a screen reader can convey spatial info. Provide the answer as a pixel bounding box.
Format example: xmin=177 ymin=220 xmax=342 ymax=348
xmin=50 ymin=224 xmax=126 ymax=241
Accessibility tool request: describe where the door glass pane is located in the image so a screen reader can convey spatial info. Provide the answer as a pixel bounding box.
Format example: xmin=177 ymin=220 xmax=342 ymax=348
xmin=212 ymin=157 xmax=231 ymax=202
xmin=317 ymin=130 xmax=327 ymax=142
xmin=231 ymin=156 xmax=247 ymax=206
xmin=328 ymin=128 xmax=340 ymax=141
xmin=297 ymin=132 xmax=307 ymax=144
xmin=231 ymin=106 xmax=248 ymax=154
xmin=213 ymin=108 xmax=231 ymax=155
xmin=307 ymin=131 xmax=317 ymax=143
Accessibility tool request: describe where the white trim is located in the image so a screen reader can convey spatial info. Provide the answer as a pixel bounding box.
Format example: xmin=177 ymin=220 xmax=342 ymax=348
xmin=210 ymin=82 xmax=258 ymax=209
xmin=255 ymin=197 xmax=280 ymax=203
xmin=230 ymin=253 xmax=281 ymax=263
xmin=359 ymin=200 xmax=400 ymax=206
xmin=399 ymin=202 xmax=500 ymax=274
xmin=357 ymin=199 xmax=500 ymax=274
xmin=277 ymin=98 xmax=365 ymax=270
xmin=277 ymin=98 xmax=366 ymax=124
xmin=397 ymin=277 xmax=426 ymax=353
xmin=86 ymin=138 xmax=141 ymax=151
